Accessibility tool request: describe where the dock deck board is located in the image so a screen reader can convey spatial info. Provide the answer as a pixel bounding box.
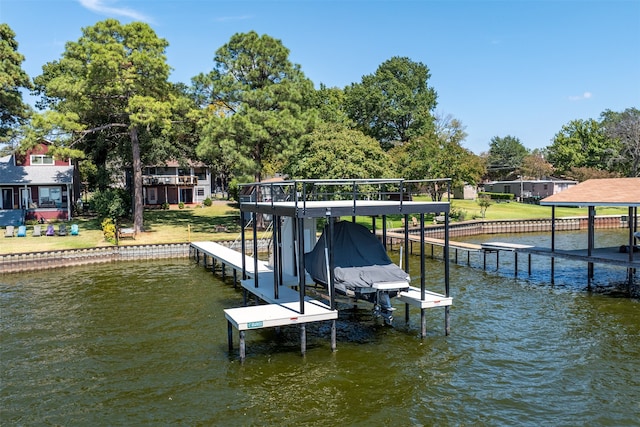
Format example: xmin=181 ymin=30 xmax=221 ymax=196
xmin=398 ymin=286 xmax=453 ymax=309
xmin=224 ymin=300 xmax=337 ymax=331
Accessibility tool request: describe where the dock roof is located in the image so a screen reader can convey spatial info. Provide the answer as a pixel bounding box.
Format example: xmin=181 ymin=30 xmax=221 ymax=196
xmin=540 ymin=177 xmax=640 ymax=207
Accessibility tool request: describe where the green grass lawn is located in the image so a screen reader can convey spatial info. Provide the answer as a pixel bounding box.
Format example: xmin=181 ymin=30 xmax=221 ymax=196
xmin=1 ymin=200 xmax=241 ymax=255
xmin=1 ymin=198 xmax=628 ymax=255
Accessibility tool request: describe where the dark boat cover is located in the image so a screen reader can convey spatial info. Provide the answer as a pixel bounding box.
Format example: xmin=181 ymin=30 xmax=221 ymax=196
xmin=304 ymin=221 xmax=410 ymax=294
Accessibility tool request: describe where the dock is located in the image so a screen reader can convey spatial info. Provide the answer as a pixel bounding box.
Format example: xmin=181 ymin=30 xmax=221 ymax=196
xmin=190 ymin=241 xmax=338 ymax=361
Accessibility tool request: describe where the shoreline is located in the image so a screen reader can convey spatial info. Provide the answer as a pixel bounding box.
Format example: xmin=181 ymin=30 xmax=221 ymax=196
xmin=1 ymin=215 xmax=634 ymax=274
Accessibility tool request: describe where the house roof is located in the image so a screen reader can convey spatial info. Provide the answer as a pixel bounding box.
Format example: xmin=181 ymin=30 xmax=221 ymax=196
xmin=540 ymin=178 xmax=640 ymax=207
xmin=0 ymin=155 xmax=74 ymax=185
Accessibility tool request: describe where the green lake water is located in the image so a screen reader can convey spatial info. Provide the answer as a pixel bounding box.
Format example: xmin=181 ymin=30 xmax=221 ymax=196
xmin=1 ymin=230 xmax=639 ymax=426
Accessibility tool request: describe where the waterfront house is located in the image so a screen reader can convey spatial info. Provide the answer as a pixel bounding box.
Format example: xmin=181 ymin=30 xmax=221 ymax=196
xmin=0 ymin=143 xmax=75 ymax=226
xmin=484 ymin=178 xmax=577 ymax=202
xmin=141 ymin=160 xmax=212 ymax=207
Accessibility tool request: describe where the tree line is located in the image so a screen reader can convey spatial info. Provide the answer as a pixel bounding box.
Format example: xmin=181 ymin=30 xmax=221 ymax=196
xmin=2 ymin=21 xmax=638 ymax=231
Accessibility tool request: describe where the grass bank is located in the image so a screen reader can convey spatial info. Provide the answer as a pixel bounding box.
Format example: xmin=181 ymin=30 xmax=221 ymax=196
xmin=1 ymin=199 xmax=628 ymax=255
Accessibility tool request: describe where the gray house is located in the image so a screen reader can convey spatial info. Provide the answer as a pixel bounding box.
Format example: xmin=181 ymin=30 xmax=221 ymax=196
xmin=483 ymin=178 xmax=577 ymax=201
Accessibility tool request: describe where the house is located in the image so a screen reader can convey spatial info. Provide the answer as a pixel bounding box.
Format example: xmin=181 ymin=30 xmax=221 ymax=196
xmin=141 ymin=161 xmax=211 ymax=206
xmin=0 ymin=142 xmax=76 ymax=226
xmin=483 ymin=178 xmax=577 ymax=202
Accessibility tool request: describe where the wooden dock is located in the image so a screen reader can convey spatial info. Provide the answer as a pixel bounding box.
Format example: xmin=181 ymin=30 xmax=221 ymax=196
xmin=190 ymin=241 xmax=338 ymax=361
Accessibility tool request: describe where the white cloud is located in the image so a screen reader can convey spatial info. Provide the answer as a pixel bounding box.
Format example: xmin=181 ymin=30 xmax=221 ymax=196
xmin=568 ymin=91 xmax=593 ymax=101
xmin=78 ymin=0 xmax=151 ymax=22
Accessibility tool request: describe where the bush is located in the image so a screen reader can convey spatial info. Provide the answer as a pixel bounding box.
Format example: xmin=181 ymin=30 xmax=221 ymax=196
xmin=101 ymin=217 xmax=116 ymax=244
xmin=178 ymin=201 xmax=185 ymax=209
xmin=203 ymin=197 xmax=212 ymax=207
xmin=478 ymin=191 xmax=514 ymax=201
xmin=92 ymin=188 xmax=131 ymax=220
xmin=161 ymin=202 xmax=170 ymax=210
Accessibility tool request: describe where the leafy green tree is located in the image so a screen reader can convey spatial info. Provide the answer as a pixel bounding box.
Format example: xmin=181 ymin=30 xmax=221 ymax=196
xmin=195 ymin=31 xmax=316 ymax=182
xmin=312 ymin=84 xmax=352 ymax=126
xmin=601 ymin=107 xmax=640 ymax=177
xmin=0 ymin=23 xmax=33 ymax=152
xmin=344 ymin=56 xmax=437 ymax=150
xmin=31 ymin=19 xmax=173 ymax=233
xmin=546 ymin=118 xmax=616 ymax=176
xmin=287 ymin=123 xmax=390 ymax=180
xmin=487 ymin=135 xmax=529 ymax=180
xmin=397 ymin=114 xmax=484 ymax=200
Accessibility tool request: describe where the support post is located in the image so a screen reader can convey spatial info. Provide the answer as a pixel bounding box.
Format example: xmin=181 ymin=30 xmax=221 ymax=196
xmin=300 ymin=324 xmax=306 ymax=356
xmin=227 ymin=321 xmax=233 ymax=352
xmin=331 ymin=320 xmax=337 ymax=352
xmin=421 ymin=308 xmax=426 ymax=338
xmin=239 ymin=331 xmax=246 ymax=361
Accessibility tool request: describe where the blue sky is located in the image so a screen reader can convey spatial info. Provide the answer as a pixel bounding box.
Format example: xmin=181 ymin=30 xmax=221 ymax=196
xmin=2 ymin=0 xmax=639 ymax=154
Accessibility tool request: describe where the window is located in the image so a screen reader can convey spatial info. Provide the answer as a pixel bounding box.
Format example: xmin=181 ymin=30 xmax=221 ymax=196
xmin=39 ymin=187 xmax=62 ymax=207
xmin=196 ymin=187 xmax=205 ymax=197
xmin=30 ymin=155 xmax=54 ymax=165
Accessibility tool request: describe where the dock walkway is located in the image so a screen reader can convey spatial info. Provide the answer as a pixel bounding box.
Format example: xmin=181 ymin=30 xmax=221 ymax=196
xmin=190 ymin=241 xmax=338 ymax=360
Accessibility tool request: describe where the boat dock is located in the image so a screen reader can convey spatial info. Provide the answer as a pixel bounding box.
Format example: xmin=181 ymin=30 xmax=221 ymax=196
xmin=190 ymin=241 xmax=338 ymax=361
xmin=386 ymin=230 xmax=639 ymax=287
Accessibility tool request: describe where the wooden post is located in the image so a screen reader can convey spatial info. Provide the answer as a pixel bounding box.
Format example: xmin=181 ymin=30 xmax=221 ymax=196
xmin=420 ymin=308 xmax=426 ymax=338
xmin=227 ymin=321 xmax=233 ymax=352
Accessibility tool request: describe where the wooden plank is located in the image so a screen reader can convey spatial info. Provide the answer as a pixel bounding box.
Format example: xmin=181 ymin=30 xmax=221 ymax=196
xmin=224 ymin=300 xmax=338 ymax=331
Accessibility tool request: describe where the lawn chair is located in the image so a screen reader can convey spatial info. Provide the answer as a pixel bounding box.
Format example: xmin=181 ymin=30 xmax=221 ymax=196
xmin=70 ymin=224 xmax=79 ymax=236
xmin=58 ymin=224 xmax=68 ymax=236
xmin=17 ymin=225 xmax=26 ymax=237
xmin=46 ymin=224 xmax=55 ymax=236
xmin=5 ymin=225 xmax=15 ymax=237
xmin=33 ymin=225 xmax=42 ymax=237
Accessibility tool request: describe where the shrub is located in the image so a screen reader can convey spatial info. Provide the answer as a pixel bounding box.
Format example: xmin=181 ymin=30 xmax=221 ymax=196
xmin=478 ymin=191 xmax=514 ymax=201
xmin=178 ymin=201 xmax=185 ymax=209
xmin=203 ymin=197 xmax=212 ymax=207
xmin=101 ymin=217 xmax=116 ymax=244
xmin=92 ymin=188 xmax=131 ymax=220
xmin=161 ymin=202 xmax=170 ymax=210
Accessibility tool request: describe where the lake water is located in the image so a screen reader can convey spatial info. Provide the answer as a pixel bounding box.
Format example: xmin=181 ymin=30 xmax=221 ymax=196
xmin=1 ymin=230 xmax=639 ymax=426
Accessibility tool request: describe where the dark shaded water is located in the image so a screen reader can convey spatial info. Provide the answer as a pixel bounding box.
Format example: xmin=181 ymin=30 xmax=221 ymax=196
xmin=2 ymin=230 xmax=639 ymax=426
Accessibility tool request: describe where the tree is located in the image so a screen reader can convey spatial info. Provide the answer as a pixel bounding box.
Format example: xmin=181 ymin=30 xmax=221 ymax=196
xmin=546 ymin=118 xmax=616 ymax=176
xmin=477 ymin=195 xmax=492 ymax=219
xmin=194 ymin=31 xmax=316 ymax=183
xmin=0 ymin=23 xmax=33 ymax=152
xmin=601 ymin=108 xmax=640 ymax=177
xmin=397 ymin=114 xmax=485 ymax=200
xmin=520 ymin=149 xmax=554 ymax=179
xmin=32 ymin=19 xmax=173 ymax=233
xmin=487 ymin=135 xmax=529 ymax=180
xmin=344 ymin=56 xmax=437 ymax=150
xmin=287 ymin=123 xmax=391 ymax=180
